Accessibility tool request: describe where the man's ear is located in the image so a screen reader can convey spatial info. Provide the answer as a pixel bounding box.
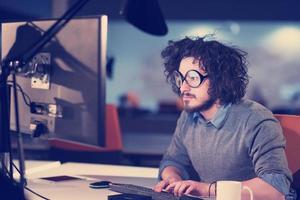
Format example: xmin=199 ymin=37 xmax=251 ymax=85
xmin=198 ymin=59 xmax=207 ymax=75
xmin=199 ymin=65 xmax=207 ymax=76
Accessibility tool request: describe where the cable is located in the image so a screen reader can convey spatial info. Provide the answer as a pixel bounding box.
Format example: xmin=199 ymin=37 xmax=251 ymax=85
xmin=12 ymin=162 xmax=21 ymax=175
xmin=1 ymin=161 xmax=11 ymax=176
xmin=6 ymin=81 xmax=32 ymax=107
xmin=17 ymin=85 xmax=31 ymax=107
xmin=24 ymin=186 xmax=50 ymax=200
xmin=7 ymin=81 xmax=31 ymax=106
xmin=12 ymin=162 xmax=50 ymax=200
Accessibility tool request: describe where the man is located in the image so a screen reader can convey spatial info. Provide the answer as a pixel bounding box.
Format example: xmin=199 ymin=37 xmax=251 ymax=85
xmin=154 ymin=36 xmax=295 ymax=200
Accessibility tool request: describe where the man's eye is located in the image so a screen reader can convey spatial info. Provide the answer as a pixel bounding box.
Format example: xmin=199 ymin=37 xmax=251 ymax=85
xmin=189 ymin=76 xmax=198 ymax=81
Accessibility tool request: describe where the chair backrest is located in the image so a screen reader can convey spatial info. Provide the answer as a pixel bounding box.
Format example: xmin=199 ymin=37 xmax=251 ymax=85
xmin=105 ymin=104 xmax=123 ymax=151
xmin=275 ymin=114 xmax=300 ymax=174
xmin=275 ymin=114 xmax=300 ymax=188
xmin=49 ymin=104 xmax=122 ymax=152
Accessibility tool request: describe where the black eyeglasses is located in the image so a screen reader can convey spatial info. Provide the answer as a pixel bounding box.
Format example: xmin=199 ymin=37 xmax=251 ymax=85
xmin=172 ymin=70 xmax=208 ymax=88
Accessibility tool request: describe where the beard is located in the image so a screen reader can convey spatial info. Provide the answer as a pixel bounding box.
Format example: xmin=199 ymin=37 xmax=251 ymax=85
xmin=183 ymin=95 xmax=216 ymax=113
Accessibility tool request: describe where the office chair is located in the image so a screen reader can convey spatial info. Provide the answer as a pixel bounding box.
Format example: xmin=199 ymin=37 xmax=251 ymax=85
xmin=49 ymin=104 xmax=123 ymax=163
xmin=275 ymin=114 xmax=300 ymax=191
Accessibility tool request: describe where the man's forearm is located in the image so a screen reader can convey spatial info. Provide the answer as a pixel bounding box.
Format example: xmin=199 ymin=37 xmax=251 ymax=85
xmin=161 ymin=166 xmax=183 ymax=182
xmin=242 ymin=177 xmax=284 ymax=200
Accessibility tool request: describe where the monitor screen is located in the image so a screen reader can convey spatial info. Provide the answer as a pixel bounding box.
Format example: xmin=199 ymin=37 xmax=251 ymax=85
xmin=1 ymin=16 xmax=107 ymax=147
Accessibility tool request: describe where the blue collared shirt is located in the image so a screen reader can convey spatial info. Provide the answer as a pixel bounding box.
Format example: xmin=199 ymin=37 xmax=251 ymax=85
xmin=192 ymin=103 xmax=231 ymax=129
xmin=159 ymin=99 xmax=295 ymax=198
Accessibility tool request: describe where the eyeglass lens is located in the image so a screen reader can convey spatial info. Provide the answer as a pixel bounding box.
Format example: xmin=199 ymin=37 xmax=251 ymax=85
xmin=173 ymin=70 xmax=204 ymax=88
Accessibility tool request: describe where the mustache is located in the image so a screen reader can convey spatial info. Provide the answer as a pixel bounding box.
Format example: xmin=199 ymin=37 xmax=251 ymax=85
xmin=181 ymin=92 xmax=196 ymax=98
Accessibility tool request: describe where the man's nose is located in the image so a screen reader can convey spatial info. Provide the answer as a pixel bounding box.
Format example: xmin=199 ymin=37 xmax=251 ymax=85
xmin=180 ymin=80 xmax=191 ymax=93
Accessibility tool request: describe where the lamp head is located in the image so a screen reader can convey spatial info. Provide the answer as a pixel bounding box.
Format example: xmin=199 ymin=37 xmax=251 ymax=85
xmin=120 ymin=0 xmax=168 ymax=36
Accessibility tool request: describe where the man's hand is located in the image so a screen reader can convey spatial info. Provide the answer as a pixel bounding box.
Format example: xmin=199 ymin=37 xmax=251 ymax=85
xmin=155 ymin=166 xmax=183 ymax=192
xmin=154 ymin=177 xmax=180 ymax=192
xmin=164 ymin=180 xmax=210 ymax=197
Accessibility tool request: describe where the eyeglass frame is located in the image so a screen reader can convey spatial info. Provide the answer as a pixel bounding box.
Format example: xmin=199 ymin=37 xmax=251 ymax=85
xmin=172 ymin=69 xmax=208 ymax=89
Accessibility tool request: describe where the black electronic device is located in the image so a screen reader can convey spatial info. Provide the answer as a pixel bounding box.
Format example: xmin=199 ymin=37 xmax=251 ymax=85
xmin=1 ymin=15 xmax=108 ymax=147
xmin=109 ymin=183 xmax=208 ymax=200
xmin=40 ymin=175 xmax=82 ymax=182
xmin=108 ymin=193 xmax=151 ymax=200
xmin=89 ymin=180 xmax=111 ymax=189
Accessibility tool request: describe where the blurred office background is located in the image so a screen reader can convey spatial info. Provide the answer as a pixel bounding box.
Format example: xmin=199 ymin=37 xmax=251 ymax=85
xmin=1 ymin=0 xmax=300 ymax=167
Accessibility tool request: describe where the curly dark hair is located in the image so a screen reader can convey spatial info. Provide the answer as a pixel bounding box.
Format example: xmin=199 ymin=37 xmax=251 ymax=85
xmin=161 ymin=36 xmax=249 ymax=105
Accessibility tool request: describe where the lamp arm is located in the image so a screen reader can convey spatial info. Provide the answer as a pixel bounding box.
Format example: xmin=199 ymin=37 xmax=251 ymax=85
xmin=2 ymin=0 xmax=91 ymax=74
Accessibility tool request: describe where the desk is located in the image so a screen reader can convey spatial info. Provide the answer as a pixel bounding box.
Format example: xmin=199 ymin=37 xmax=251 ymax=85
xmin=25 ymin=162 xmax=159 ymax=200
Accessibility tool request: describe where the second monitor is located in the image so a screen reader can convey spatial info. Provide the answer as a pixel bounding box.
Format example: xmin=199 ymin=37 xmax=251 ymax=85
xmin=1 ymin=16 xmax=108 ymax=147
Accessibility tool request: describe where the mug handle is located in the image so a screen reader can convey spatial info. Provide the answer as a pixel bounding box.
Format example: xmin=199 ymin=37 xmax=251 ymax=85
xmin=242 ymin=186 xmax=253 ymax=200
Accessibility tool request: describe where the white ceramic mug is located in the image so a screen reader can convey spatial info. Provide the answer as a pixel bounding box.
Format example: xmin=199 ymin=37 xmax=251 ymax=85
xmin=216 ymin=181 xmax=253 ymax=200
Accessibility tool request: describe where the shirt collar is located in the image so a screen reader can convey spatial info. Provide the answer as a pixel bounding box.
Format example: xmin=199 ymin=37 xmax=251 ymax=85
xmin=193 ymin=103 xmax=231 ymax=129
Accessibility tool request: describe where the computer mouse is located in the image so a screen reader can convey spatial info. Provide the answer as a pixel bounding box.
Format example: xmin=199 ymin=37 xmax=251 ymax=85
xmin=89 ymin=180 xmax=111 ymax=189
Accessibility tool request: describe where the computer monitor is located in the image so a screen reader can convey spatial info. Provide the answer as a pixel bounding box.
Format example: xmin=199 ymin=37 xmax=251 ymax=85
xmin=1 ymin=16 xmax=107 ymax=147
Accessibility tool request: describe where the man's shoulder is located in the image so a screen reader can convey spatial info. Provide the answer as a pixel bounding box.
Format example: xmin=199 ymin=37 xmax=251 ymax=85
xmin=228 ymin=99 xmax=281 ymax=138
xmin=230 ymin=99 xmax=275 ymax=121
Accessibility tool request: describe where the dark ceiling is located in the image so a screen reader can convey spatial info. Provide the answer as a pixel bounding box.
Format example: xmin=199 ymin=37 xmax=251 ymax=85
xmin=1 ymin=0 xmax=300 ymax=22
xmin=77 ymin=0 xmax=300 ymax=21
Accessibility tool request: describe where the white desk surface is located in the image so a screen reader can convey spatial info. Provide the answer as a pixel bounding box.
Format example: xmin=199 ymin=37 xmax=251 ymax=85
xmin=24 ymin=161 xmax=159 ymax=200
xmin=25 ymin=162 xmax=159 ymax=179
xmin=13 ymin=160 xmax=61 ymax=178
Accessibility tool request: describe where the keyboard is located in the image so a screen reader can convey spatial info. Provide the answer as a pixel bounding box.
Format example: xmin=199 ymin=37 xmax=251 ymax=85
xmin=109 ymin=183 xmax=208 ymax=200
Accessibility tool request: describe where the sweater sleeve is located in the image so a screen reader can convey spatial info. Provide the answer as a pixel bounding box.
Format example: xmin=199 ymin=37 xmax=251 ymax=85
xmin=158 ymin=112 xmax=192 ymax=180
xmin=247 ymin=114 xmax=292 ymax=195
